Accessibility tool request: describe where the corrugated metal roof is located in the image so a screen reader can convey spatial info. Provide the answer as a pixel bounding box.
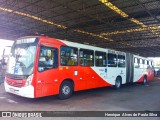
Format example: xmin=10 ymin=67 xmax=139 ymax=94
xmin=0 ymin=0 xmax=160 ymax=57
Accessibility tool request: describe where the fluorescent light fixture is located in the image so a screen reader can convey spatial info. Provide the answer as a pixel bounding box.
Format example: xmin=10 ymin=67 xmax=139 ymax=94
xmin=130 ymin=18 xmax=147 ymax=27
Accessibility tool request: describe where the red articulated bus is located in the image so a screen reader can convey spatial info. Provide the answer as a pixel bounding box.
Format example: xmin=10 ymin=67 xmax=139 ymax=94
xmin=5 ymin=36 xmax=154 ymax=99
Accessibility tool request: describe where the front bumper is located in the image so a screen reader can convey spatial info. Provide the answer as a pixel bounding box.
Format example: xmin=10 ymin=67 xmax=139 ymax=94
xmin=4 ymin=81 xmax=34 ymax=98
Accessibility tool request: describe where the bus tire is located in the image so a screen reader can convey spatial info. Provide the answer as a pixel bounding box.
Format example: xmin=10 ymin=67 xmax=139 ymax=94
xmin=58 ymin=81 xmax=73 ymax=100
xmin=114 ymin=77 xmax=121 ymax=89
xmin=142 ymin=76 xmax=147 ymax=85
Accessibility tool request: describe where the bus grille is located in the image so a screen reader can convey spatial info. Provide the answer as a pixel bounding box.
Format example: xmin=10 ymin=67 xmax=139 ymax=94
xmin=6 ymin=79 xmax=25 ymax=88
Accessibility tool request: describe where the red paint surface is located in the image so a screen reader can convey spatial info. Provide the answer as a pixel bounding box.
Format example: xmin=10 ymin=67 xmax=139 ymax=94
xmin=136 ymin=69 xmax=154 ymax=83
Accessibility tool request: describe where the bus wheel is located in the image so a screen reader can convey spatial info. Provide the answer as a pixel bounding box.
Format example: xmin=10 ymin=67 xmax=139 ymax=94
xmin=114 ymin=77 xmax=121 ymax=89
xmin=143 ymin=76 xmax=147 ymax=85
xmin=58 ymin=81 xmax=73 ymax=100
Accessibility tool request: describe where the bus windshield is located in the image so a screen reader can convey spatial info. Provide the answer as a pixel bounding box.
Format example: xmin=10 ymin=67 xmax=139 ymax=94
xmin=7 ymin=38 xmax=38 ymax=77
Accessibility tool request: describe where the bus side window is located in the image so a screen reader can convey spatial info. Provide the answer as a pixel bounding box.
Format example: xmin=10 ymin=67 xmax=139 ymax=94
xmin=151 ymin=61 xmax=154 ymax=68
xmin=60 ymin=46 xmax=78 ymax=66
xmin=38 ymin=46 xmax=58 ymax=72
xmin=95 ymin=51 xmax=107 ymax=67
xmin=134 ymin=58 xmax=139 ymax=68
xmin=108 ymin=53 xmax=117 ymax=67
xmin=118 ymin=55 xmax=125 ymax=67
xmin=147 ymin=61 xmax=153 ymax=68
xmin=79 ymin=49 xmax=94 ymax=66
xmin=139 ymin=59 xmax=143 ymax=68
xmin=144 ymin=60 xmax=148 ymax=69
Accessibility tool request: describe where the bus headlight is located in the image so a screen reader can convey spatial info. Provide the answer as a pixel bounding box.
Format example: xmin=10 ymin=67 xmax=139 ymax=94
xmin=25 ymin=74 xmax=33 ymax=86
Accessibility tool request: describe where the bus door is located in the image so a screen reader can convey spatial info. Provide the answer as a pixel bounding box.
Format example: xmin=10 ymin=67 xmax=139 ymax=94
xmin=36 ymin=45 xmax=58 ymax=97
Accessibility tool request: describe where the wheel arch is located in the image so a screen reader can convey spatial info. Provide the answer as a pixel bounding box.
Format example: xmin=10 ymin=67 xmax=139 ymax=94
xmin=116 ymin=75 xmax=122 ymax=84
xmin=58 ymin=78 xmax=75 ymax=99
xmin=60 ymin=78 xmax=75 ymax=91
xmin=114 ymin=75 xmax=122 ymax=89
xmin=142 ymin=74 xmax=148 ymax=85
xmin=144 ymin=74 xmax=147 ymax=79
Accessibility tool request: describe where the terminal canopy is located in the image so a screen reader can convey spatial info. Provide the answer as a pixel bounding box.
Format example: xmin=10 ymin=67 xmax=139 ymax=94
xmin=0 ymin=0 xmax=160 ymax=57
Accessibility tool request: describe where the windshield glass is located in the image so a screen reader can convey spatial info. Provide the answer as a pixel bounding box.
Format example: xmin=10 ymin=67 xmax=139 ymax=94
xmin=7 ymin=38 xmax=38 ymax=76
